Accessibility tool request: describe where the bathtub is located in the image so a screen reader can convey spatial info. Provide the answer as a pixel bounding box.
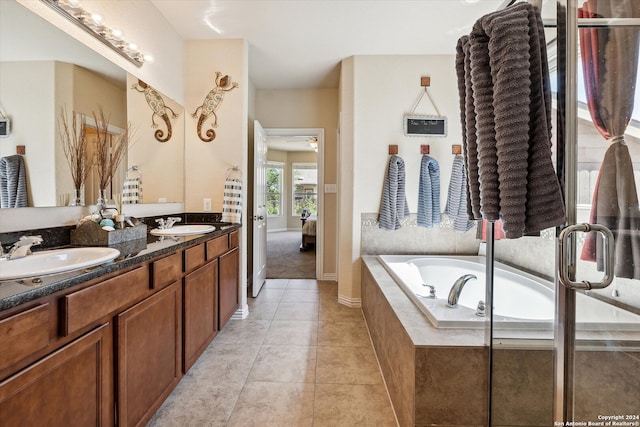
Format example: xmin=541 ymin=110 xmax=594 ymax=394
xmin=378 ymin=255 xmax=640 ymax=332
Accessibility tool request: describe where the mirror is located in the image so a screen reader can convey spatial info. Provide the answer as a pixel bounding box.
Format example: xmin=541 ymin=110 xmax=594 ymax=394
xmin=0 ymin=1 xmax=185 ymax=208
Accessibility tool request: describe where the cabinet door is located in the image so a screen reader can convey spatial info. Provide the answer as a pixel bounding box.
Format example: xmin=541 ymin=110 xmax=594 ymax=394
xmin=117 ymin=282 xmax=182 ymax=427
xmin=219 ymin=247 xmax=239 ymax=329
xmin=183 ymin=259 xmax=218 ymax=372
xmin=0 ymin=323 xmax=113 ymax=427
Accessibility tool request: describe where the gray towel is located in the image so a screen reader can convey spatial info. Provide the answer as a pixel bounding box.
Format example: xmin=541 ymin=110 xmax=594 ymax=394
xmin=379 ymin=155 xmax=410 ymax=231
xmin=417 ymin=155 xmax=441 ymax=228
xmin=0 ymin=154 xmax=28 ymax=208
xmin=458 ymin=2 xmax=565 ymax=238
xmin=445 ymin=155 xmax=475 ymax=233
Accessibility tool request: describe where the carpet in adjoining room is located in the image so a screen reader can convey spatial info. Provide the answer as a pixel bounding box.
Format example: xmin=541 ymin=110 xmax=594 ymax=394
xmin=266 ymin=230 xmax=316 ymax=279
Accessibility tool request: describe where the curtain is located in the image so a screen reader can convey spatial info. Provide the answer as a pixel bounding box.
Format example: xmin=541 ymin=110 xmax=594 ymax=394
xmin=579 ymin=0 xmax=640 ymax=279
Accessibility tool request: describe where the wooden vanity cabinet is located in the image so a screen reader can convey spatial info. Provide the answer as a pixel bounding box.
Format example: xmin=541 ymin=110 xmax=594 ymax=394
xmin=0 ymin=323 xmax=113 ymax=427
xmin=219 ymin=247 xmax=239 ymax=329
xmin=116 ymin=281 xmax=182 ymax=427
xmin=183 ymin=241 xmax=219 ymax=372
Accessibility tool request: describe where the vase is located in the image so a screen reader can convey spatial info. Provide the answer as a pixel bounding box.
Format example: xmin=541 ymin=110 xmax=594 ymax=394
xmin=96 ymin=188 xmax=108 ymax=212
xmin=70 ymin=188 xmax=83 ymax=206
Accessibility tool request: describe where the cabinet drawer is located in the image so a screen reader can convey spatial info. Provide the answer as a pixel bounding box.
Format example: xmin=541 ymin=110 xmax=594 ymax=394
xmin=0 ymin=304 xmax=50 ymax=372
xmin=206 ymin=235 xmax=229 ymax=260
xmin=153 ymin=252 xmax=182 ymax=289
xmin=184 ymin=244 xmax=205 ymax=273
xmin=64 ymin=267 xmax=149 ymax=336
xmin=229 ymin=230 xmax=239 ymax=249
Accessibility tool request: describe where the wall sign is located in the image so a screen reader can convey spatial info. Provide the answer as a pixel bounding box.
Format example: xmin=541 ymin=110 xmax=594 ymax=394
xmin=403 ymin=115 xmax=447 ymax=137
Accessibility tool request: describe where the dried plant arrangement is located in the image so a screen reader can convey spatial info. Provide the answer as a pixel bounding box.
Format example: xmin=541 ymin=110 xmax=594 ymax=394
xmin=59 ymin=108 xmax=91 ymax=192
xmin=92 ymin=107 xmax=133 ymax=191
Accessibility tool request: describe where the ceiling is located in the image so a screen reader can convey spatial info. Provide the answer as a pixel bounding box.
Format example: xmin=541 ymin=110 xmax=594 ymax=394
xmin=150 ymin=0 xmax=511 ymax=89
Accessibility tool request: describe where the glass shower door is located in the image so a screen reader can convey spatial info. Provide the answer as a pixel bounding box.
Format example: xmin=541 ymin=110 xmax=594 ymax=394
xmin=555 ymin=0 xmax=640 ymax=422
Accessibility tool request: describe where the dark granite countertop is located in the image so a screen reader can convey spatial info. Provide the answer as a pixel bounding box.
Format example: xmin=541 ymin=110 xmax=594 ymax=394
xmin=0 ymin=224 xmax=241 ymax=313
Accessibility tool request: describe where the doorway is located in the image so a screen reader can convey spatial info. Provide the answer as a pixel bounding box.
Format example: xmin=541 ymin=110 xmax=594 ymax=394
xmin=264 ymin=128 xmax=324 ymax=280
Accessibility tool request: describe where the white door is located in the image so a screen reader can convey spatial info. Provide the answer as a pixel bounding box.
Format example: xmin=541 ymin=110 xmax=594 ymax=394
xmin=252 ymin=120 xmax=267 ymax=296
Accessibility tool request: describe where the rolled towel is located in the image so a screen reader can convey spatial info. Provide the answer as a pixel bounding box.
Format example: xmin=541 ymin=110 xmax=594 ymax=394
xmin=0 ymin=154 xmax=28 ymax=208
xmin=378 ymin=154 xmax=410 ymax=230
xmin=444 ymin=155 xmax=475 ymax=233
xmin=417 ymin=155 xmax=441 ymax=228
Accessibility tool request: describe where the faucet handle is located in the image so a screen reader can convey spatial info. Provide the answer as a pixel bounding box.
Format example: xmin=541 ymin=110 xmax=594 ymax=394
xmin=155 ymin=218 xmax=166 ymax=228
xmin=167 ymin=217 xmax=182 ymax=223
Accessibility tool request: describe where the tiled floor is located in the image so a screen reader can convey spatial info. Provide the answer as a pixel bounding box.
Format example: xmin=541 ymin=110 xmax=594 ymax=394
xmin=148 ymin=279 xmax=398 ymax=427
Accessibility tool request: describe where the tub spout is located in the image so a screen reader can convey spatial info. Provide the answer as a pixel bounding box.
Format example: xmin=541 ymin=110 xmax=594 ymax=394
xmin=447 ymin=274 xmax=477 ymax=307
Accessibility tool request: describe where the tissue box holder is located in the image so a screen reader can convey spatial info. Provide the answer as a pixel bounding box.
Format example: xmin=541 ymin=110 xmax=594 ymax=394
xmin=71 ymin=220 xmax=147 ymax=246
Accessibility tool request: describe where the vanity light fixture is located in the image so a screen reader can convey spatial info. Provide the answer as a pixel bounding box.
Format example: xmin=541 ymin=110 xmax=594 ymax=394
xmin=40 ymin=0 xmax=146 ymax=67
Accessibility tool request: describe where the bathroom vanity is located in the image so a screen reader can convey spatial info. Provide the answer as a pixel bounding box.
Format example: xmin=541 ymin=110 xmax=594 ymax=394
xmin=0 ymin=225 xmax=240 ymax=427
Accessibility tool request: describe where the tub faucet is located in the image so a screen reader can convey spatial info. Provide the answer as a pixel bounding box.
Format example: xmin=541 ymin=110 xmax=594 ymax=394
xmin=447 ymin=274 xmax=477 ymax=307
xmin=6 ymin=235 xmax=43 ymax=260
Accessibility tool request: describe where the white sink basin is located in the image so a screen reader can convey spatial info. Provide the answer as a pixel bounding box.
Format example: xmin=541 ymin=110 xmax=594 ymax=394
xmin=150 ymin=224 xmax=216 ymax=236
xmin=0 ymin=247 xmax=120 ymax=281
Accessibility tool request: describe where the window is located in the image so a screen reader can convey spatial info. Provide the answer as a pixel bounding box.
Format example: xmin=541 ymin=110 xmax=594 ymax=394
xmin=266 ymin=162 xmax=283 ymax=216
xmin=292 ymin=163 xmax=317 ymax=216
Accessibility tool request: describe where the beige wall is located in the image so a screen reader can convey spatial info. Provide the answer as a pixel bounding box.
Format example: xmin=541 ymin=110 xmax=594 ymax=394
xmin=126 ymin=73 xmax=185 ymax=204
xmin=339 ymin=55 xmax=463 ymax=304
xmin=256 ymin=89 xmax=339 ymax=278
xmin=184 ymin=38 xmax=249 ymax=314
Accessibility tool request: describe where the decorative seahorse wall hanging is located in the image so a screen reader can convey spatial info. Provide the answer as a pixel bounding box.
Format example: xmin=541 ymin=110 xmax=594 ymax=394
xmin=131 ymin=79 xmax=179 ymax=142
xmin=192 ymin=72 xmax=239 ymax=142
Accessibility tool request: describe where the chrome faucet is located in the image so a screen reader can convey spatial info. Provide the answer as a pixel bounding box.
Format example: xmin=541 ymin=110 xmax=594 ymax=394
xmin=6 ymin=235 xmax=44 ymax=260
xmin=447 ymin=274 xmax=477 ymax=307
xmin=155 ymin=217 xmax=182 ymax=229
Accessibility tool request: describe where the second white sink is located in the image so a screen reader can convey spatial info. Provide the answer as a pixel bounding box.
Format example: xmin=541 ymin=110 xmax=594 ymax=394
xmin=0 ymin=247 xmax=120 ymax=281
xmin=150 ymin=224 xmax=216 ymax=236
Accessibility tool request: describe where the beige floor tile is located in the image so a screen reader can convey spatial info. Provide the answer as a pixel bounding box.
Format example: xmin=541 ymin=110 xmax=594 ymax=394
xmin=245 ymin=302 xmax=278 ymax=320
xmin=252 ymin=288 xmax=285 ymax=303
xmin=316 ymin=345 xmax=383 ymax=385
xmin=148 ymin=376 xmax=244 ymax=427
xmin=286 ymin=278 xmax=320 ymax=290
xmin=319 ymin=301 xmax=364 ymax=322
xmin=227 ymin=381 xmax=315 ymax=427
xmin=212 ymin=319 xmax=271 ymax=345
xmin=186 ymin=343 xmax=261 ymax=384
xmin=263 ymin=320 xmax=318 ymax=346
xmin=280 ymin=289 xmax=321 ymax=303
xmin=317 ymin=320 xmax=372 ymax=347
xmin=273 ymin=302 xmax=319 ymax=321
xmin=263 ymin=279 xmax=289 ymax=289
xmin=248 ymin=345 xmax=317 ymax=383
xmin=313 ymin=383 xmax=397 ymax=427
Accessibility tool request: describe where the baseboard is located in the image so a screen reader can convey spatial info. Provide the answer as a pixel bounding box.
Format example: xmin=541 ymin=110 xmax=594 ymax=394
xmin=319 ymin=273 xmax=337 ymax=281
xmin=267 ymin=228 xmax=288 ymax=233
xmin=231 ymin=304 xmax=249 ymax=320
xmin=338 ymin=294 xmax=362 ymax=308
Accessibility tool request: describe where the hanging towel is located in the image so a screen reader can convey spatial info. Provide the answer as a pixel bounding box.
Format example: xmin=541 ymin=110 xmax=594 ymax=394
xmin=417 ymin=155 xmax=441 ymax=228
xmin=456 ymin=2 xmax=566 ymax=238
xmin=580 ymin=141 xmax=640 ymax=279
xmin=222 ymin=177 xmax=243 ymax=224
xmin=378 ymin=154 xmax=410 ymax=231
xmin=122 ymin=168 xmax=143 ymax=204
xmin=0 ymin=155 xmax=28 ymax=208
xmin=445 ymin=155 xmax=475 ymax=233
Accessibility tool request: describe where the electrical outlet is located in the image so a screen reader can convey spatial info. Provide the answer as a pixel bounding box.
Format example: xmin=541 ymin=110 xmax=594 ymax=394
xmin=203 ymin=198 xmax=212 ymax=211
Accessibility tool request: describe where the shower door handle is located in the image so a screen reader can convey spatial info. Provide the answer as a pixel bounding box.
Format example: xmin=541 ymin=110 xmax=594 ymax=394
xmin=558 ymin=223 xmax=615 ymax=290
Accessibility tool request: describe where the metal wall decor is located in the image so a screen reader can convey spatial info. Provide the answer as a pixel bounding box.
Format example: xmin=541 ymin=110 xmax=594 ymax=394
xmin=192 ymin=72 xmax=239 ymax=142
xmin=131 ymin=79 xmax=179 ymax=142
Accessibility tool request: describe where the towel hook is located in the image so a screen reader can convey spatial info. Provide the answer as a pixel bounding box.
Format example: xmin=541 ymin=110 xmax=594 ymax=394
xmin=388 ymin=145 xmax=398 ymax=155
xmin=452 ymin=145 xmax=462 ymax=155
xmin=421 ymin=145 xmax=430 ymax=155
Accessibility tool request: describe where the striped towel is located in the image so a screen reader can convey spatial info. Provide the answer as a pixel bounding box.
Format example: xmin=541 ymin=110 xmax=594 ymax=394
xmin=417 ymin=155 xmax=441 ymax=228
xmin=0 ymin=155 xmax=28 ymax=208
xmin=378 ymin=155 xmax=410 ymax=230
xmin=444 ymin=155 xmax=475 ymax=232
xmin=122 ymin=170 xmax=142 ymax=204
xmin=222 ymin=178 xmax=242 ymax=224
